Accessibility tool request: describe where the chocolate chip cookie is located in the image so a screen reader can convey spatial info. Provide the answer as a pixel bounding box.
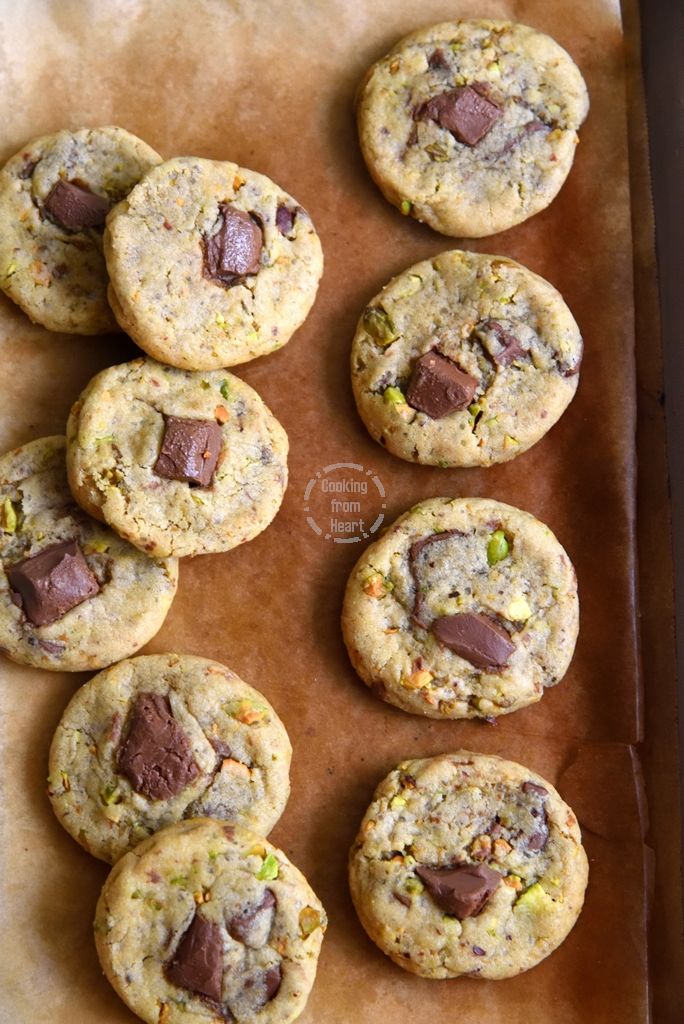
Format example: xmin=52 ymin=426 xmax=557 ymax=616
xmin=95 ymin=818 xmax=327 ymax=1024
xmin=0 ymin=436 xmax=178 ymax=671
xmin=357 ymin=20 xmax=589 ymax=237
xmin=49 ymin=654 xmax=292 ymax=863
xmin=349 ymin=752 xmax=588 ymax=979
xmin=351 ymin=249 xmax=582 ymax=467
xmin=105 ymin=157 xmax=323 ymax=369
xmin=66 ymin=358 xmax=288 ymax=558
xmin=341 ymin=497 xmax=578 ymax=719
xmin=0 ymin=127 xmax=161 ymax=333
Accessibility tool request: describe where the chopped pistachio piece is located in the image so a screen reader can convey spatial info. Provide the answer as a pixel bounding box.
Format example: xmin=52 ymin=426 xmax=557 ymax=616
xmin=0 ymin=496 xmax=17 ymax=533
xmin=100 ymin=785 xmax=121 ymax=806
xmin=390 ymin=795 xmax=406 ymax=810
xmin=404 ymin=876 xmax=424 ymax=895
xmin=383 ymin=386 xmax=406 ymax=406
xmin=515 ymin=882 xmax=551 ymax=913
xmin=362 ymin=571 xmax=393 ymax=598
xmin=220 ymin=379 xmax=230 ymax=401
xmin=507 ymin=595 xmax=532 ymax=620
xmin=400 ymin=199 xmax=412 ymax=215
xmin=299 ymin=906 xmax=322 ymax=938
xmin=256 ymin=852 xmax=279 ymax=881
xmin=487 ymin=529 xmax=509 ymax=565
xmin=363 ymin=307 xmax=398 ymax=346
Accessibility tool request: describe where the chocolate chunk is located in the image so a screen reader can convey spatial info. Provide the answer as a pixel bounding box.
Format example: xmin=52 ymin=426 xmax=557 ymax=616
xmin=476 ymin=319 xmax=527 ymax=367
xmin=416 ymin=863 xmax=501 ymax=918
xmin=418 ymin=86 xmax=502 ymax=146
xmin=19 ymin=159 xmax=38 ymax=180
xmin=209 ymin=736 xmax=233 ymax=759
xmin=427 ymin=48 xmax=449 ymax=70
xmin=154 ymin=416 xmax=222 ymax=487
xmin=203 ymin=203 xmax=262 ymax=286
xmin=44 ymin=180 xmax=110 ymax=230
xmin=263 ymin=965 xmax=282 ymax=1002
xmin=118 ymin=692 xmax=200 ymax=800
xmin=406 ymin=351 xmax=477 ymax=419
xmin=408 ymin=530 xmax=465 ymax=627
xmin=527 ymin=816 xmax=549 ymax=852
xmin=6 ymin=540 xmax=99 ymax=627
xmin=275 ymin=204 xmax=296 ymax=235
xmin=228 ymin=889 xmax=276 ymax=946
xmin=432 ymin=612 xmax=515 ymax=669
xmin=472 ymin=945 xmax=486 ymax=956
xmin=522 ymin=781 xmax=548 ymax=797
xmin=166 ymin=911 xmax=224 ymax=1004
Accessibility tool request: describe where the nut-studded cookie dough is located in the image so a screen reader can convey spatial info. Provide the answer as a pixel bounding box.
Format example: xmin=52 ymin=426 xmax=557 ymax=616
xmin=351 ymin=250 xmax=582 ymax=467
xmin=95 ymin=818 xmax=327 ymax=1024
xmin=0 ymin=436 xmax=177 ymax=671
xmin=66 ymin=358 xmax=288 ymax=558
xmin=49 ymin=654 xmax=292 ymax=863
xmin=0 ymin=127 xmax=161 ymax=333
xmin=342 ymin=497 xmax=578 ymax=719
xmin=357 ymin=20 xmax=589 ymax=237
xmin=349 ymin=752 xmax=588 ymax=979
xmin=105 ymin=157 xmax=323 ymax=369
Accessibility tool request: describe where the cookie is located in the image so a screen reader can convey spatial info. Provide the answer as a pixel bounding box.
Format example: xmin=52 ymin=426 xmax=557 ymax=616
xmin=105 ymin=157 xmax=323 ymax=369
xmin=351 ymin=250 xmax=582 ymax=467
xmin=349 ymin=752 xmax=588 ymax=979
xmin=95 ymin=818 xmax=327 ymax=1024
xmin=357 ymin=20 xmax=589 ymax=237
xmin=66 ymin=358 xmax=288 ymax=558
xmin=48 ymin=654 xmax=292 ymax=863
xmin=341 ymin=497 xmax=578 ymax=719
xmin=0 ymin=436 xmax=177 ymax=672
xmin=0 ymin=126 xmax=161 ymax=333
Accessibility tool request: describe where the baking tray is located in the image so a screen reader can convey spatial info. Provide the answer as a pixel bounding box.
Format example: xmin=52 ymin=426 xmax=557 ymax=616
xmin=0 ymin=0 xmax=672 ymax=1021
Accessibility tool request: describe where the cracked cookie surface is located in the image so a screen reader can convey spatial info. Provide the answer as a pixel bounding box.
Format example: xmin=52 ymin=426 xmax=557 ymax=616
xmin=351 ymin=249 xmax=582 ymax=467
xmin=357 ymin=20 xmax=589 ymax=237
xmin=49 ymin=654 xmax=292 ymax=863
xmin=341 ymin=497 xmax=578 ymax=719
xmin=349 ymin=752 xmax=588 ymax=979
xmin=66 ymin=358 xmax=288 ymax=558
xmin=105 ymin=157 xmax=323 ymax=369
xmin=0 ymin=126 xmax=161 ymax=333
xmin=95 ymin=818 xmax=327 ymax=1024
xmin=0 ymin=436 xmax=177 ymax=671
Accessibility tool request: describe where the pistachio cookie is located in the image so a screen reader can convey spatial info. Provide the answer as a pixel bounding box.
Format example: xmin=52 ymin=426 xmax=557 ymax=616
xmin=95 ymin=818 xmax=327 ymax=1024
xmin=66 ymin=358 xmax=288 ymax=558
xmin=0 ymin=127 xmax=161 ymax=333
xmin=351 ymin=250 xmax=582 ymax=467
xmin=49 ymin=654 xmax=292 ymax=863
xmin=342 ymin=497 xmax=578 ymax=719
xmin=349 ymin=752 xmax=588 ymax=979
xmin=105 ymin=157 xmax=323 ymax=369
xmin=0 ymin=436 xmax=177 ymax=671
xmin=357 ymin=20 xmax=589 ymax=237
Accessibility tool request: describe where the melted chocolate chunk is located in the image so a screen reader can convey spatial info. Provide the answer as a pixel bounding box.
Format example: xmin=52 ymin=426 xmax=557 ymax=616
xmin=522 ymin=781 xmax=548 ymax=797
xmin=408 ymin=530 xmax=465 ymax=627
xmin=6 ymin=540 xmax=99 ymax=626
xmin=417 ymin=85 xmax=502 ymax=146
xmin=44 ymin=180 xmax=110 ymax=230
xmin=432 ymin=611 xmax=515 ymax=669
xmin=476 ymin=319 xmax=526 ymax=367
xmin=275 ymin=204 xmax=296 ymax=235
xmin=263 ymin=965 xmax=282 ymax=1002
xmin=406 ymin=351 xmax=477 ymax=419
xmin=166 ymin=912 xmax=224 ymax=1004
xmin=416 ymin=863 xmax=501 ymax=918
xmin=427 ymin=48 xmax=449 ymax=70
xmin=203 ymin=203 xmax=262 ymax=286
xmin=527 ymin=812 xmax=549 ymax=852
xmin=228 ymin=889 xmax=276 ymax=946
xmin=154 ymin=416 xmax=222 ymax=487
xmin=118 ymin=692 xmax=199 ymax=800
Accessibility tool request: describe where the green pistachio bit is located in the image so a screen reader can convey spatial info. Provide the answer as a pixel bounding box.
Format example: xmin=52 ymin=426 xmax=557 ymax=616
xmin=256 ymin=853 xmax=279 ymax=881
xmin=100 ymin=785 xmax=121 ymax=805
xmin=1 ymin=497 xmax=17 ymax=533
xmin=425 ymin=142 xmax=449 ymax=161
xmin=400 ymin=199 xmax=412 ymax=215
xmin=200 ymin=379 xmax=211 ymax=390
xmin=515 ymin=882 xmax=551 ymax=912
xmin=390 ymin=795 xmax=406 ymax=810
xmin=147 ymin=898 xmax=163 ymax=911
xmin=130 ymin=889 xmax=143 ymax=899
xmin=487 ymin=530 xmax=509 ymax=565
xmin=5 ymin=261 xmax=17 ymax=277
xmin=215 ymin=312 xmax=227 ymax=327
xmin=363 ymin=307 xmax=398 ymax=345
xmin=384 ymin=386 xmax=406 ymax=406
xmin=170 ymin=875 xmax=188 ymax=886
xmin=220 ymin=379 xmax=230 ymax=400
xmin=95 ymin=435 xmax=115 ymax=444
xmin=208 ymin=850 xmax=220 ymax=861
xmin=404 ymin=876 xmax=424 ymax=895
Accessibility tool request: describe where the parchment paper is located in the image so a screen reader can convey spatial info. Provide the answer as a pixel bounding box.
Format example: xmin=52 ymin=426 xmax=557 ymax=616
xmin=0 ymin=1 xmax=650 ymax=1021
